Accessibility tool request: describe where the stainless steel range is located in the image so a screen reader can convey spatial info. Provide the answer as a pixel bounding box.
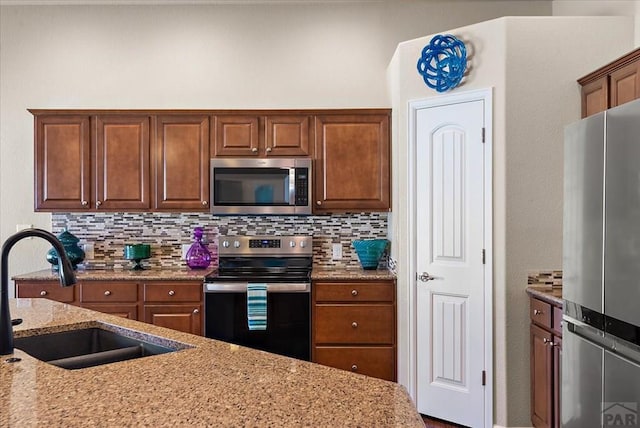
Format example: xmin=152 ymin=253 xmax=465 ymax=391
xmin=203 ymin=235 xmax=312 ymax=361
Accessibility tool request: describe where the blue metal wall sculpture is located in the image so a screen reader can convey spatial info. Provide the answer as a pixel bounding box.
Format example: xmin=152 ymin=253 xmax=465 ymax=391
xmin=417 ymin=34 xmax=467 ymax=92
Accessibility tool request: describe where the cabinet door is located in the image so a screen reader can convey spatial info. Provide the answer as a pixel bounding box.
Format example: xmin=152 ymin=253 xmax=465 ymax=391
xmin=531 ymin=324 xmax=553 ymax=428
xmin=610 ymin=60 xmax=640 ymax=109
xmin=265 ymin=115 xmax=311 ymax=157
xmin=95 ymin=115 xmax=150 ymax=210
xmin=314 ymin=114 xmax=390 ymax=212
xmin=144 ymin=304 xmax=202 ymax=335
xmin=213 ymin=115 xmax=260 ymax=156
xmin=34 ymin=115 xmax=91 ymax=211
xmin=553 ymin=336 xmax=562 ymax=428
xmin=155 ymin=116 xmax=210 ymax=210
xmin=581 ymin=76 xmax=608 ymax=118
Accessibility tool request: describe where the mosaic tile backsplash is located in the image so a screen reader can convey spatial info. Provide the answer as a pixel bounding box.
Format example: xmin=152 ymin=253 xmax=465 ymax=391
xmin=52 ymin=213 xmax=389 ymax=270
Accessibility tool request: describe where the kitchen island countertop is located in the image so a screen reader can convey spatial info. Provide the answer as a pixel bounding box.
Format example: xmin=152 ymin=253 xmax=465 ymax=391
xmin=1 ymin=298 xmax=422 ymax=427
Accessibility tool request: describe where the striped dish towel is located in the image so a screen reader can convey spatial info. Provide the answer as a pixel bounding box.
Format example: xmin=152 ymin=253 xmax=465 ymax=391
xmin=247 ymin=283 xmax=267 ymax=331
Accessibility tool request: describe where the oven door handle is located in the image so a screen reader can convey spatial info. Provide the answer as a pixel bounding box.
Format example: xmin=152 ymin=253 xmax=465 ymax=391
xmin=204 ymin=282 xmax=310 ymax=293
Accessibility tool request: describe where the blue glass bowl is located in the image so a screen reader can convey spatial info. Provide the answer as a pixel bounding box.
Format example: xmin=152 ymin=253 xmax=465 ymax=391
xmin=352 ymin=239 xmax=388 ymax=270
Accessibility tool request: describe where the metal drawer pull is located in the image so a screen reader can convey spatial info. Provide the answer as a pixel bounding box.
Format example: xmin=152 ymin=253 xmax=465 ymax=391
xmin=251 ymin=148 xmax=258 ymax=153
xmin=533 ymin=309 xmax=543 ymax=315
xmin=351 ymin=289 xmax=358 ymax=296
xmin=351 ymin=364 xmax=358 ymax=371
xmin=40 ymin=290 xmax=47 ymax=296
xmin=351 ymin=322 xmax=358 ymax=328
xmin=543 ymin=338 xmax=555 ymax=346
xmin=104 ymin=290 xmax=111 ymax=296
xmin=193 ymin=308 xmax=199 ymax=314
xmin=168 ymin=290 xmax=175 ymax=296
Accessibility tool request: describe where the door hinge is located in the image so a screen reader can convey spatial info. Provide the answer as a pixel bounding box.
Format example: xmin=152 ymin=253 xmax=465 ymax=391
xmin=482 ymin=370 xmax=486 ymax=386
xmin=482 ymin=249 xmax=486 ymax=264
xmin=481 ymin=127 xmax=485 ymax=143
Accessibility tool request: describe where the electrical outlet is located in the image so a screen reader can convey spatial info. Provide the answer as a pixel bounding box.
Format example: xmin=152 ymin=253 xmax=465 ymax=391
xmin=332 ymin=243 xmax=342 ymax=260
xmin=181 ymin=244 xmax=191 ymax=260
xmin=82 ymin=243 xmax=95 ymax=260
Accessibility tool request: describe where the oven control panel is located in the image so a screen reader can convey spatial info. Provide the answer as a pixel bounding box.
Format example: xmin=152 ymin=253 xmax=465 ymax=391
xmin=218 ymin=235 xmax=312 ymax=256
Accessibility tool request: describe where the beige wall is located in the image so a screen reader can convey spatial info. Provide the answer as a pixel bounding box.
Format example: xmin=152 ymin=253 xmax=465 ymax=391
xmin=0 ymin=1 xmax=551 ymax=296
xmin=388 ymin=16 xmax=633 ymax=427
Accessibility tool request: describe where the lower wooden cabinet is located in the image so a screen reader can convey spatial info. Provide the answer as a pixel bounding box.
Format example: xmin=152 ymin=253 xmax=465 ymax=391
xmin=143 ymin=281 xmax=203 ymax=335
xmin=528 ymin=293 xmax=562 ymax=428
xmin=15 ymin=278 xmax=203 ymax=335
xmin=312 ymin=279 xmax=396 ymax=381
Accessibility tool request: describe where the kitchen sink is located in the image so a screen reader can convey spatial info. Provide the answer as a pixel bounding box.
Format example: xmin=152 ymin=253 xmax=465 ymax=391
xmin=14 ymin=326 xmax=183 ymax=370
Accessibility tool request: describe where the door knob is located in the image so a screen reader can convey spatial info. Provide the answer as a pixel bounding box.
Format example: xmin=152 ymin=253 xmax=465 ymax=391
xmin=418 ymin=272 xmax=435 ymax=282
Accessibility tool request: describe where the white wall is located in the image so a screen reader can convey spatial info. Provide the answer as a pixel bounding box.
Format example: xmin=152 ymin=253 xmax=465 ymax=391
xmin=388 ymin=16 xmax=633 ymax=427
xmin=0 ymin=1 xmax=551 ymax=295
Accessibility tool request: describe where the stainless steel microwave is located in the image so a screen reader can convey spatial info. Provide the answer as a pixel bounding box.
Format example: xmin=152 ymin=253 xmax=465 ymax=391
xmin=210 ymin=158 xmax=312 ymax=215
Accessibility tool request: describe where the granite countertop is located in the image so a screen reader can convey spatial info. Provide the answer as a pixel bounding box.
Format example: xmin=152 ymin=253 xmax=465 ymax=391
xmin=15 ymin=267 xmax=396 ymax=282
xmin=12 ymin=268 xmax=214 ymax=282
xmin=311 ymin=267 xmax=396 ymax=281
xmin=1 ymin=299 xmax=422 ymax=427
xmin=526 ymin=286 xmax=563 ymax=306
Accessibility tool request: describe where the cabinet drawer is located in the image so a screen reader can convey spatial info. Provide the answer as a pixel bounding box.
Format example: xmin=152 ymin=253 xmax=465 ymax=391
xmin=82 ymin=303 xmax=138 ymax=320
xmin=16 ymin=281 xmax=75 ymax=303
xmin=143 ymin=282 xmax=202 ymax=302
xmin=553 ymin=305 xmax=563 ymax=336
xmin=530 ymin=297 xmax=552 ymax=330
xmin=80 ymin=281 xmax=138 ymax=303
xmin=314 ymin=304 xmax=394 ymax=344
xmin=314 ymin=281 xmax=393 ymax=302
xmin=314 ymin=346 xmax=395 ymax=381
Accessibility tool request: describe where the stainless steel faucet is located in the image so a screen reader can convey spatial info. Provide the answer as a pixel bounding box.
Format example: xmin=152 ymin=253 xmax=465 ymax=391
xmin=1 ymin=228 xmax=77 ymax=355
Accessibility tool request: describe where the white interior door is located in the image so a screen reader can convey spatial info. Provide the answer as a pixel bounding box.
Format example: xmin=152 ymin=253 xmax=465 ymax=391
xmin=415 ymin=98 xmax=487 ymax=427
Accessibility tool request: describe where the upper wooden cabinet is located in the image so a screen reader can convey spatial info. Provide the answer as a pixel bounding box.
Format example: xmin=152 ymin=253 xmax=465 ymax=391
xmin=579 ymin=48 xmax=640 ymax=117
xmin=213 ymin=114 xmax=312 ymax=157
xmin=34 ymin=115 xmax=91 ymax=211
xmin=34 ymin=113 xmax=150 ymax=211
xmin=314 ymin=112 xmax=390 ymax=213
xmin=32 ymin=109 xmax=390 ymax=213
xmin=155 ymin=115 xmax=210 ymax=211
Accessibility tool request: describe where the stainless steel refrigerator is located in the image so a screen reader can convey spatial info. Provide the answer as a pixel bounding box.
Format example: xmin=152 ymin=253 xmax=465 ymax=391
xmin=563 ymin=98 xmax=640 ymax=428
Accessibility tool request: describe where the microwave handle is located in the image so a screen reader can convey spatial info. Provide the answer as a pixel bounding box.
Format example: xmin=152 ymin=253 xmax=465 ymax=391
xmin=289 ymin=168 xmax=296 ymax=206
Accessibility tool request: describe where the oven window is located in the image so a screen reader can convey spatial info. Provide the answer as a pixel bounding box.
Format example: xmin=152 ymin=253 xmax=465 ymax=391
xmin=204 ymin=291 xmax=310 ymax=361
xmin=214 ymin=168 xmax=290 ymax=206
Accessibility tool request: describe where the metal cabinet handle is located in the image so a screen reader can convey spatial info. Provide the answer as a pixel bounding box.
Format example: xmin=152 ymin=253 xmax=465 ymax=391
xmin=351 ymin=322 xmax=358 ymax=328
xmin=351 ymin=364 xmax=358 ymax=371
xmin=534 ymin=309 xmax=543 ymax=315
xmin=351 ymin=289 xmax=358 ymax=296
xmin=104 ymin=290 xmax=111 ymax=296
xmin=81 ymin=200 xmax=88 ymax=206
xmin=251 ymin=148 xmax=258 ymax=153
xmin=266 ymin=147 xmax=272 ymax=153
xmin=168 ymin=290 xmax=175 ymax=296
xmin=543 ymin=337 xmax=555 ymax=346
xmin=40 ymin=290 xmax=47 ymax=296
xmin=96 ymin=201 xmax=102 ymax=208
xmin=316 ymin=201 xmax=322 ymax=206
xmin=202 ymin=200 xmax=208 ymax=206
xmin=193 ymin=308 xmax=199 ymax=314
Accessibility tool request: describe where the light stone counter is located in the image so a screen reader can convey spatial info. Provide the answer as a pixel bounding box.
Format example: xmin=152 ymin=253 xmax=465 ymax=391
xmin=1 ymin=299 xmax=422 ymax=427
xmin=311 ymin=267 xmax=396 ymax=281
xmin=12 ymin=268 xmax=214 ymax=282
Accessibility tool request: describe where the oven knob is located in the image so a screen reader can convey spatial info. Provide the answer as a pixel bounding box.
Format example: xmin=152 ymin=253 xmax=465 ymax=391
xmin=300 ymin=240 xmax=307 ymax=248
xmin=222 ymin=240 xmax=230 ymax=248
xmin=289 ymin=241 xmax=296 ymax=248
xmin=233 ymin=241 xmax=241 ymax=248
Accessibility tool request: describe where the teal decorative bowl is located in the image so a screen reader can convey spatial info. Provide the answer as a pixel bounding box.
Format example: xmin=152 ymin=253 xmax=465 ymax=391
xmin=352 ymin=239 xmax=388 ymax=270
